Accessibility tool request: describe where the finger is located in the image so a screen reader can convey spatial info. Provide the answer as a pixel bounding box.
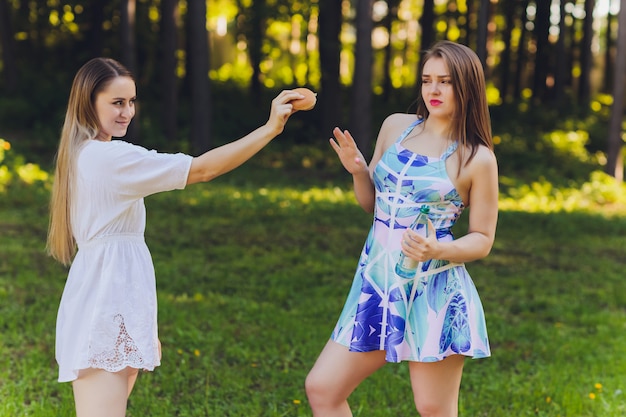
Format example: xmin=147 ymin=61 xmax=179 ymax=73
xmin=332 ymin=127 xmax=346 ymax=142
xmin=275 ymin=90 xmax=305 ymax=105
xmin=342 ymin=129 xmax=357 ymax=146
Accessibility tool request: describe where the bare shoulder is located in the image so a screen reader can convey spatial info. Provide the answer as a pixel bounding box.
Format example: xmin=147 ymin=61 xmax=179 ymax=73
xmin=377 ymin=113 xmax=419 ymax=146
xmin=380 ymin=113 xmax=419 ymax=130
xmin=473 ymin=144 xmax=497 ymax=163
xmin=465 ymin=145 xmax=499 ymax=191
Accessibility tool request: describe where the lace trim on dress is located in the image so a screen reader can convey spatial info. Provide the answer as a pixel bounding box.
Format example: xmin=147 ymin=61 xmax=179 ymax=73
xmin=88 ymin=314 xmax=146 ymax=371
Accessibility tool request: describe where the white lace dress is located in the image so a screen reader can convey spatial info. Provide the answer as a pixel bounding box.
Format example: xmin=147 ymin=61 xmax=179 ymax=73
xmin=55 ymin=139 xmax=192 ymax=382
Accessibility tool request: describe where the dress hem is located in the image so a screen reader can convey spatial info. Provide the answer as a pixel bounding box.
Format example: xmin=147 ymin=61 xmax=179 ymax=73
xmin=57 ymin=362 xmax=160 ymax=383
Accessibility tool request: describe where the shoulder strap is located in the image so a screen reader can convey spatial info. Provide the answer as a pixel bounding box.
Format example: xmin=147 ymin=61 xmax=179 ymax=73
xmin=441 ymin=141 xmax=458 ymax=160
xmin=396 ymin=118 xmax=424 ymax=143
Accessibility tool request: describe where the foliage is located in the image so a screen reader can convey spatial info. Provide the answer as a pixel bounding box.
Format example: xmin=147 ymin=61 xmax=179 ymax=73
xmin=0 ymin=138 xmax=50 ymax=192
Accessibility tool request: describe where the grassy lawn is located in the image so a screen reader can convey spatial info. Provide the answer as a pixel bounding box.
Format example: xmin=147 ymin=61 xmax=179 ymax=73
xmin=1 ymin=164 xmax=625 ymax=416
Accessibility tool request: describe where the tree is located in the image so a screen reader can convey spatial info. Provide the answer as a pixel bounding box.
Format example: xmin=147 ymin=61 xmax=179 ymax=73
xmin=159 ymin=0 xmax=179 ymax=143
xmin=602 ymin=2 xmax=616 ymax=93
xmin=120 ymin=0 xmax=137 ymax=75
xmin=553 ymin=0 xmax=568 ymax=105
xmin=83 ymin=4 xmax=105 ymax=60
xmin=513 ymin=0 xmax=530 ymax=99
xmin=120 ymin=0 xmax=140 ymax=142
xmin=382 ymin=0 xmax=401 ymax=102
xmin=318 ymin=0 xmax=343 ymax=136
xmin=0 ymin=0 xmax=18 ymax=93
xmin=476 ymin=0 xmax=490 ymax=68
xmin=531 ymin=0 xmax=551 ymax=102
xmin=606 ymin=0 xmax=625 ymax=181
xmin=187 ymin=0 xmax=211 ymax=154
xmin=578 ymin=0 xmax=596 ymax=103
xmin=237 ymin=0 xmax=266 ymax=104
xmin=350 ymin=0 xmax=374 ymax=157
xmin=419 ymin=0 xmax=435 ymax=62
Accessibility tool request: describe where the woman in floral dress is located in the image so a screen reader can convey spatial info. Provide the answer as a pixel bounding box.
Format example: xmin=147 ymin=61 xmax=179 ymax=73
xmin=306 ymin=41 xmax=499 ymax=417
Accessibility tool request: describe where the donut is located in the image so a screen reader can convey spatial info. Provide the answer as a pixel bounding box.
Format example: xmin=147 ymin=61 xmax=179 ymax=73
xmin=290 ymin=88 xmax=317 ymax=111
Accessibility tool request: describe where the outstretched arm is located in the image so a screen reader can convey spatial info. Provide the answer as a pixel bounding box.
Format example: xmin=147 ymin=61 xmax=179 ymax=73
xmin=187 ymin=90 xmax=303 ymax=185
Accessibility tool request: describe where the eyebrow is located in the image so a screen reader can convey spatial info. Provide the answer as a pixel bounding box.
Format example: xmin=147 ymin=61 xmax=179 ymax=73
xmin=421 ymin=74 xmax=451 ymax=78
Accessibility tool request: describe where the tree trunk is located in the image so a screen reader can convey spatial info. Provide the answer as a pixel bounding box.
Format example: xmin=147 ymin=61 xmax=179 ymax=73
xmin=531 ymin=0 xmax=551 ymax=102
xmin=513 ymin=0 xmax=529 ymax=99
xmin=248 ymin=0 xmax=266 ymax=105
xmin=499 ymin=0 xmax=516 ymax=101
xmin=84 ymin=4 xmax=105 ymax=58
xmin=0 ymin=0 xmax=18 ymax=93
xmin=419 ymin=0 xmax=435 ymax=64
xmin=476 ymin=0 xmax=489 ymax=68
xmin=382 ymin=0 xmax=400 ymax=102
xmin=602 ymin=1 xmax=615 ymax=93
xmin=465 ymin=0 xmax=475 ymax=49
xmin=554 ymin=0 xmax=567 ymax=105
xmin=159 ymin=0 xmax=179 ymax=143
xmin=350 ymin=0 xmax=374 ymax=158
xmin=578 ymin=0 xmax=595 ymax=103
xmin=606 ymin=0 xmax=625 ymax=181
xmin=187 ymin=0 xmax=211 ymax=153
xmin=120 ymin=0 xmax=140 ymax=142
xmin=318 ymin=0 xmax=343 ymax=136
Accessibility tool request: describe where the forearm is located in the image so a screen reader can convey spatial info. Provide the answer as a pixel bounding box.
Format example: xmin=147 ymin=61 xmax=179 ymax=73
xmin=352 ymin=170 xmax=375 ymax=213
xmin=187 ymin=124 xmax=277 ymax=184
xmin=435 ymin=231 xmax=494 ymax=263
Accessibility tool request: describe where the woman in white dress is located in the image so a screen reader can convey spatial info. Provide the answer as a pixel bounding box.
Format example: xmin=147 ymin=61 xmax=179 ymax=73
xmin=46 ymin=57 xmax=303 ymax=417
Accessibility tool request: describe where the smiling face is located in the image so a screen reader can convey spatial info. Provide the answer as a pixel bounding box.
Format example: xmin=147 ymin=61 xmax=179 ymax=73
xmin=420 ymin=57 xmax=456 ymax=122
xmin=94 ymin=76 xmax=136 ymax=141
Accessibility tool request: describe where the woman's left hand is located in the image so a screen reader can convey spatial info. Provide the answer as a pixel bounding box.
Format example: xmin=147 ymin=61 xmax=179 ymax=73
xmin=400 ymin=219 xmax=438 ymax=262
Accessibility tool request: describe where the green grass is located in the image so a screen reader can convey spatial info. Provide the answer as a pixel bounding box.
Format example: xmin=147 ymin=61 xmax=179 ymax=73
xmin=1 ymin=168 xmax=626 ymax=416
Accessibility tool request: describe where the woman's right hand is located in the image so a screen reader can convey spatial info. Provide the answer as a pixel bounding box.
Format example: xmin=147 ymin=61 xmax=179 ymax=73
xmin=329 ymin=127 xmax=369 ymax=176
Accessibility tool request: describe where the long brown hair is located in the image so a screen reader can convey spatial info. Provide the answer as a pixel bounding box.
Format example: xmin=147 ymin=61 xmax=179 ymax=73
xmin=47 ymin=58 xmax=133 ymax=265
xmin=415 ymin=40 xmax=493 ymax=169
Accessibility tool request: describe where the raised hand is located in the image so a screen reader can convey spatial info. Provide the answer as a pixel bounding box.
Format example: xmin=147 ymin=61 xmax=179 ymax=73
xmin=329 ymin=127 xmax=368 ymax=175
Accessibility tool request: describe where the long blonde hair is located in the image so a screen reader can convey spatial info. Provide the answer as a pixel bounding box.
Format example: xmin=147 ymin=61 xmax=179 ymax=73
xmin=47 ymin=58 xmax=133 ymax=265
xmin=415 ymin=41 xmax=493 ymax=170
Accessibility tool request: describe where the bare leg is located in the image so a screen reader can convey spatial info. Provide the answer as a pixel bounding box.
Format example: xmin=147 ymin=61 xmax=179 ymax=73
xmin=305 ymin=340 xmax=387 ymax=417
xmin=72 ymin=367 xmax=138 ymax=417
xmin=127 ymin=368 xmax=139 ymax=397
xmin=409 ymin=355 xmax=465 ymax=417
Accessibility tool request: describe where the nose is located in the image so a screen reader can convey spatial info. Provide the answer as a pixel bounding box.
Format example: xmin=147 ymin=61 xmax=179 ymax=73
xmin=427 ymin=81 xmax=441 ymax=94
xmin=122 ymin=103 xmax=135 ymax=118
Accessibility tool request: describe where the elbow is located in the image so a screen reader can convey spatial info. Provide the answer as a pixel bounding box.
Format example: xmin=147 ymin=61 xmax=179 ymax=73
xmin=188 ymin=159 xmax=219 ymax=184
xmin=477 ymin=236 xmax=495 ymax=259
xmin=464 ymin=232 xmax=495 ymax=261
xmin=479 ymin=245 xmax=493 ymax=259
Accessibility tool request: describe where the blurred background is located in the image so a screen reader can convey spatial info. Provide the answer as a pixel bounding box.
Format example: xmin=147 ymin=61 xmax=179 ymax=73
xmin=0 ymin=0 xmax=624 ymax=183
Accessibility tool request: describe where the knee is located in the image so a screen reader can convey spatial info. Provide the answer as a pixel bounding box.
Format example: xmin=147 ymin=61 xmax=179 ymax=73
xmin=305 ymin=370 xmax=339 ymax=409
xmin=414 ymin=397 xmax=456 ymax=417
xmin=304 ymin=371 xmax=324 ymax=404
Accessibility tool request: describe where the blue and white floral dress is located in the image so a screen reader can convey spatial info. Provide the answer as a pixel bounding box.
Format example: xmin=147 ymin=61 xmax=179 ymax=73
xmin=331 ymin=119 xmax=491 ymax=363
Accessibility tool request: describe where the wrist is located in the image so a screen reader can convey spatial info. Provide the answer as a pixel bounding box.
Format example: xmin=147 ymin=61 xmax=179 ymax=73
xmin=352 ymin=169 xmax=370 ymax=181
